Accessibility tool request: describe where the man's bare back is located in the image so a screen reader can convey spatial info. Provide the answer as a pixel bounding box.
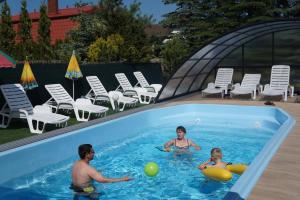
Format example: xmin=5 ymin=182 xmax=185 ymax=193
xmin=72 ymin=160 xmax=95 ymax=188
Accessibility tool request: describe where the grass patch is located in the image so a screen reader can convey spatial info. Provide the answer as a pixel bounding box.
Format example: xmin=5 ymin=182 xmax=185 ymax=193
xmin=0 ymin=103 xmax=144 ymax=145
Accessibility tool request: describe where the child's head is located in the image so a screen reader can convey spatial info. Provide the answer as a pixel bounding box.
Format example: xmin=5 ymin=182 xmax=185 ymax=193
xmin=210 ymin=148 xmax=222 ymax=162
xmin=176 ymin=126 xmax=186 ymax=139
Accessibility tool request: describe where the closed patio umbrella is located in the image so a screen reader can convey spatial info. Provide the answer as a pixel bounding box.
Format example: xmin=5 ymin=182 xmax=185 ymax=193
xmin=65 ymin=50 xmax=83 ymax=99
xmin=20 ymin=58 xmax=38 ymax=90
xmin=0 ymin=50 xmax=16 ymax=68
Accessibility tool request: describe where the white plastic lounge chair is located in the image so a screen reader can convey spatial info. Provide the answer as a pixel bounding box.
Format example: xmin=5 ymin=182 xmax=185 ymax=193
xmin=202 ymin=68 xmax=234 ymax=98
xmin=133 ymin=71 xmax=162 ymax=93
xmin=45 ymin=84 xmax=109 ymax=121
xmin=85 ymin=76 xmax=138 ymax=111
xmin=261 ymin=65 xmax=292 ymax=101
xmin=0 ymin=84 xmax=69 ymax=134
xmin=115 ymin=73 xmax=157 ymax=104
xmin=230 ymin=74 xmax=261 ymax=100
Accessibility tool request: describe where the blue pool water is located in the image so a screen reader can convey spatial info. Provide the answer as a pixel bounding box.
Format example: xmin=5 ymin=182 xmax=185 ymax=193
xmin=0 ymin=104 xmax=295 ymax=200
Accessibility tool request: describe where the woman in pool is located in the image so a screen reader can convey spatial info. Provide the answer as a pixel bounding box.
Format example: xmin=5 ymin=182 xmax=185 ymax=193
xmin=164 ymin=126 xmax=201 ymax=153
xmin=198 ymin=148 xmax=230 ymax=170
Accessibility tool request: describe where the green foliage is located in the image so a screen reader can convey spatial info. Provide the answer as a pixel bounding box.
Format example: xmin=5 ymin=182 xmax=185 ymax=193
xmin=0 ymin=1 xmax=16 ymax=55
xmin=162 ymin=0 xmax=300 ymax=52
xmin=160 ymin=37 xmax=189 ymax=74
xmin=37 ymin=3 xmax=52 ymax=60
xmin=17 ymin=0 xmax=33 ymax=60
xmin=88 ymin=34 xmax=124 ymax=62
xmin=64 ymin=13 xmax=107 ymax=61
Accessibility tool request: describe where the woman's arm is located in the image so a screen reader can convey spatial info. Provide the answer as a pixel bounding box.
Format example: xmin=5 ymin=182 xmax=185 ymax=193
xmin=189 ymin=140 xmax=201 ymax=150
xmin=164 ymin=139 xmax=174 ymax=152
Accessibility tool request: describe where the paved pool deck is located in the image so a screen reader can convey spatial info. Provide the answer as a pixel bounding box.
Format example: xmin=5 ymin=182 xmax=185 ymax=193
xmin=163 ymin=93 xmax=300 ymax=200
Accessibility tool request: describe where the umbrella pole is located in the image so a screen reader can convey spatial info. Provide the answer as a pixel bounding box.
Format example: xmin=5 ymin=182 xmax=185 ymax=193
xmin=73 ymin=80 xmax=75 ymax=100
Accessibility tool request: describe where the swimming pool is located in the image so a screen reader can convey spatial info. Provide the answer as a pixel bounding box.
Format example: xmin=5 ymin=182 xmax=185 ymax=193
xmin=0 ymin=104 xmax=295 ymax=199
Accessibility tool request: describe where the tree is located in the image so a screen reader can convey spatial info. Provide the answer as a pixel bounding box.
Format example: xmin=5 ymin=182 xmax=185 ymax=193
xmin=160 ymin=37 xmax=189 ymax=74
xmin=97 ymin=0 xmax=154 ymax=62
xmin=88 ymin=34 xmax=124 ymax=62
xmin=18 ymin=0 xmax=33 ymax=59
xmin=37 ymin=2 xmax=52 ymax=60
xmin=161 ymin=0 xmax=300 ymax=52
xmin=0 ymin=1 xmax=16 ymax=55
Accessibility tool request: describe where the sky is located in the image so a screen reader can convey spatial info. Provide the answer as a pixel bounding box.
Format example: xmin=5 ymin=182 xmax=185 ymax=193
xmin=6 ymin=0 xmax=176 ymax=22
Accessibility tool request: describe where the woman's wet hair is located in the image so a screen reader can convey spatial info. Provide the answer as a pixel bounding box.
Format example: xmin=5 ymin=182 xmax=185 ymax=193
xmin=176 ymin=126 xmax=186 ymax=133
xmin=78 ymin=144 xmax=93 ymax=159
xmin=211 ymin=148 xmax=222 ymax=160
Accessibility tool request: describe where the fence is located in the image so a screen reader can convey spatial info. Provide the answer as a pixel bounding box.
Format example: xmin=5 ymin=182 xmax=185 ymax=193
xmin=0 ymin=63 xmax=163 ymax=106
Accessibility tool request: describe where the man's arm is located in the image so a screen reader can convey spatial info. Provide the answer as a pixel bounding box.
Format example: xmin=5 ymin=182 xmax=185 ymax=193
xmin=88 ymin=167 xmax=131 ymax=183
xmin=189 ymin=140 xmax=201 ymax=150
xmin=164 ymin=139 xmax=174 ymax=152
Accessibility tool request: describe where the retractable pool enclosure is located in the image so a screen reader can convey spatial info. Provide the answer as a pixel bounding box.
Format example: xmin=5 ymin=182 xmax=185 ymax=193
xmin=157 ymin=20 xmax=300 ymax=102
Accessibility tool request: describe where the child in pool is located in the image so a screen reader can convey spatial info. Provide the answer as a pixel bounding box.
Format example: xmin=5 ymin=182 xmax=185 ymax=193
xmin=198 ymin=148 xmax=230 ymax=170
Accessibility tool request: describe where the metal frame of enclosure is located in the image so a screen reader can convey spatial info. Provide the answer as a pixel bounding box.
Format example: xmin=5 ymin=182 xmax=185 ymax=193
xmin=157 ymin=20 xmax=300 ymax=102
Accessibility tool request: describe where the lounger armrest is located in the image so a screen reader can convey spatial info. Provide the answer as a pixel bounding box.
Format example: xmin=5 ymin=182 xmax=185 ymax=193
xmin=264 ymin=84 xmax=270 ymax=90
xmin=19 ymin=109 xmax=30 ymax=118
xmin=57 ymin=102 xmax=74 ymax=110
xmin=232 ymin=83 xmax=240 ymax=90
xmin=33 ymin=105 xmax=52 ymax=114
xmin=207 ymin=83 xmax=215 ymax=89
xmin=142 ymin=86 xmax=156 ymax=93
xmin=134 ymin=82 xmax=141 ymax=87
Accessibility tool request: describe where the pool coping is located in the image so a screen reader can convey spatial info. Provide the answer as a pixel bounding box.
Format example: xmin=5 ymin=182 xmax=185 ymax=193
xmin=223 ymin=107 xmax=296 ymax=200
xmin=0 ymin=99 xmax=296 ymax=200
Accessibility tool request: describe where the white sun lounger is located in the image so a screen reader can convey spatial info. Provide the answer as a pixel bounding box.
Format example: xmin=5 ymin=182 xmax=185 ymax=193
xmin=230 ymin=74 xmax=261 ymax=100
xmin=45 ymin=84 xmax=108 ymax=121
xmin=115 ymin=73 xmax=156 ymax=104
xmin=261 ymin=65 xmax=292 ymax=101
xmin=0 ymin=84 xmax=69 ymax=134
xmin=85 ymin=76 xmax=138 ymax=111
xmin=202 ymin=68 xmax=234 ymax=98
xmin=133 ymin=71 xmax=162 ymax=93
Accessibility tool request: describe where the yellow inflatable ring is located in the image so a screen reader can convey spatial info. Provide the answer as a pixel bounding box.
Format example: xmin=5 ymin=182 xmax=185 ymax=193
xmin=226 ymin=164 xmax=247 ymax=175
xmin=202 ymin=167 xmax=232 ymax=181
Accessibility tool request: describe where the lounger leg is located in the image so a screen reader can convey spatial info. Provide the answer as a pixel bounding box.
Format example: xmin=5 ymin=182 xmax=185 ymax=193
xmin=252 ymin=91 xmax=256 ymax=100
xmin=283 ymin=92 xmax=288 ymax=102
xmin=0 ymin=113 xmax=11 ymax=128
xmin=27 ymin=118 xmax=45 ymax=134
xmin=74 ymin=109 xmax=90 ymax=122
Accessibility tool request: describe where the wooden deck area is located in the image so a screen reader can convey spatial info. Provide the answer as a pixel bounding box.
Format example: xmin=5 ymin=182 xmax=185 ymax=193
xmin=163 ymin=93 xmax=300 ymax=200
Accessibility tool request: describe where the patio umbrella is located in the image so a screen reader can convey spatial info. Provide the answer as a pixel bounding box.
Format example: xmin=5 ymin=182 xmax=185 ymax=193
xmin=20 ymin=58 xmax=38 ymax=90
xmin=65 ymin=50 xmax=83 ymax=99
xmin=0 ymin=50 xmax=16 ymax=68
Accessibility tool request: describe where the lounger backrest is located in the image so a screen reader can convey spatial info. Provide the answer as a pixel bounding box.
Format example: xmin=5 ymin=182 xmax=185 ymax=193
xmin=270 ymin=65 xmax=290 ymax=90
xmin=215 ymin=68 xmax=234 ymax=88
xmin=115 ymin=73 xmax=134 ymax=91
xmin=134 ymin=71 xmax=149 ymax=87
xmin=0 ymin=84 xmax=33 ymax=115
xmin=241 ymin=74 xmax=261 ymax=89
xmin=45 ymin=84 xmax=75 ymax=104
xmin=86 ymin=76 xmax=108 ymax=96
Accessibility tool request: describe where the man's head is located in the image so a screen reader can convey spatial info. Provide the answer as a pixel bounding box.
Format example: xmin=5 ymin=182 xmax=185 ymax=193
xmin=176 ymin=126 xmax=186 ymax=139
xmin=78 ymin=144 xmax=95 ymax=160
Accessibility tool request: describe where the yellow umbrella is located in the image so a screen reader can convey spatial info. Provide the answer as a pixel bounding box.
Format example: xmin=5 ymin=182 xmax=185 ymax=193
xmin=20 ymin=58 xmax=38 ymax=90
xmin=65 ymin=50 xmax=83 ymax=99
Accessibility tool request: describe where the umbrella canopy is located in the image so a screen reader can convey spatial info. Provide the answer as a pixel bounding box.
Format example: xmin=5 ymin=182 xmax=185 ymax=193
xmin=65 ymin=50 xmax=83 ymax=99
xmin=65 ymin=50 xmax=83 ymax=80
xmin=20 ymin=59 xmax=38 ymax=90
xmin=0 ymin=50 xmax=16 ymax=68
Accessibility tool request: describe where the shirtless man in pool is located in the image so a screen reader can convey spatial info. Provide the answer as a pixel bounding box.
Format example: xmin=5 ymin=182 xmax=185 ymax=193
xmin=71 ymin=144 xmax=132 ymax=197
